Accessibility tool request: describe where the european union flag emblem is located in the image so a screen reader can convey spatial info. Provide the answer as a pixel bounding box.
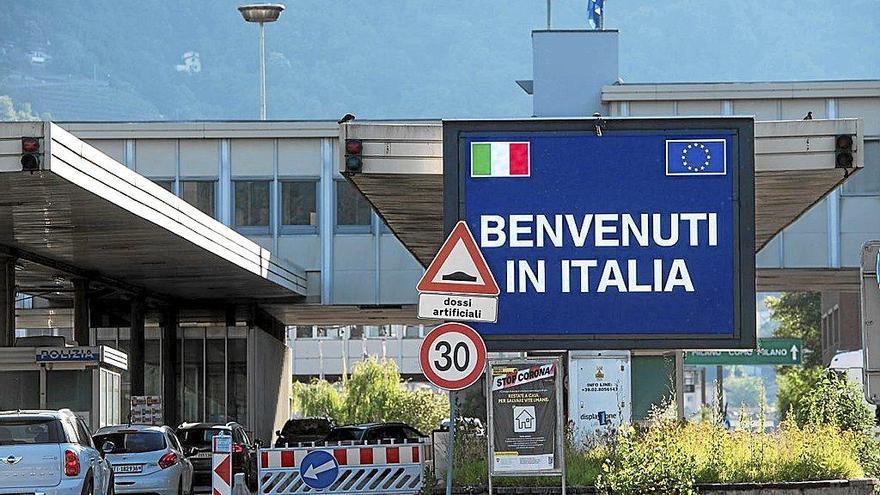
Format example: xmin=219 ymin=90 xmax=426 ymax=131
xmin=665 ymin=139 xmax=727 ymax=176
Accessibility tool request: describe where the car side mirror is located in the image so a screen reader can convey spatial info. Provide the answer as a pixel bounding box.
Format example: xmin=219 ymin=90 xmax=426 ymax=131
xmin=101 ymin=441 xmax=115 ymax=455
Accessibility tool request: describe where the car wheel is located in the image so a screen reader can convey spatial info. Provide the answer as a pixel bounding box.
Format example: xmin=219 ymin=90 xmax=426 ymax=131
xmin=81 ymin=476 xmax=94 ymax=495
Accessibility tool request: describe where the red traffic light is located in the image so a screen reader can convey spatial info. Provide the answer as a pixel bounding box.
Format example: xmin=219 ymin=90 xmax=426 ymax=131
xmin=21 ymin=137 xmax=39 ymax=153
xmin=345 ymin=139 xmax=363 ymax=155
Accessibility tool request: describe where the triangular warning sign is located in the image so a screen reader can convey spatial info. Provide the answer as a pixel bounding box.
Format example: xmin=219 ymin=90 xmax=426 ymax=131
xmin=417 ymin=221 xmax=499 ymax=296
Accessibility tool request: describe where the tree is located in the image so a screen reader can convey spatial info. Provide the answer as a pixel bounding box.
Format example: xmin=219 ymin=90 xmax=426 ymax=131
xmin=766 ymin=292 xmax=821 ymax=368
xmin=776 ymin=366 xmax=824 ymax=421
xmin=291 ymin=357 xmax=448 ymax=434
xmin=0 ymin=95 xmax=38 ymax=121
xmin=724 ymin=368 xmax=765 ymax=408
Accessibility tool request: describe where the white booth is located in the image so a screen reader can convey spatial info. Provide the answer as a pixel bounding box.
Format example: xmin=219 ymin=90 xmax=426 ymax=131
xmin=0 ymin=337 xmax=128 ymax=430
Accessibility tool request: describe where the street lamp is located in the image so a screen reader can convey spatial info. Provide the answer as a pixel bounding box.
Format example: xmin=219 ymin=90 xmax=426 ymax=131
xmin=238 ymin=3 xmax=285 ymax=120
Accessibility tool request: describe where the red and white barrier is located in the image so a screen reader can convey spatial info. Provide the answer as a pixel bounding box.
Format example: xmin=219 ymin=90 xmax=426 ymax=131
xmin=260 ymin=445 xmax=421 ymax=469
xmin=257 ymin=441 xmax=429 ymax=495
xmin=212 ymin=434 xmax=233 ymax=495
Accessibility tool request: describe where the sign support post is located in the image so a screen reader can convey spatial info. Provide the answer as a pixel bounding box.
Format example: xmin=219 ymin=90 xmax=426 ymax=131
xmin=445 ymin=390 xmax=456 ymax=495
xmin=418 ymin=322 xmax=487 ymax=495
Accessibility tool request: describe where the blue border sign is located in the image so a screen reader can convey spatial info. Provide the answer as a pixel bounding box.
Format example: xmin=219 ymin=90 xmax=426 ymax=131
xmin=443 ymin=118 xmax=755 ymax=350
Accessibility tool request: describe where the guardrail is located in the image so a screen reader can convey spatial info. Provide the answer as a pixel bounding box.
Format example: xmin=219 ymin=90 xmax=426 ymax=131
xmin=258 ymin=440 xmax=430 ymax=494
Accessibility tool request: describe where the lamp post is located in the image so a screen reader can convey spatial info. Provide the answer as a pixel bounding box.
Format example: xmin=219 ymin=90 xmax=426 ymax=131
xmin=238 ymin=3 xmax=285 ymax=120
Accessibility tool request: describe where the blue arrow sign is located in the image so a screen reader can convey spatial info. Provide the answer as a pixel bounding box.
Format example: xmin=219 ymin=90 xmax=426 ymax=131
xmin=299 ymin=450 xmax=339 ymax=490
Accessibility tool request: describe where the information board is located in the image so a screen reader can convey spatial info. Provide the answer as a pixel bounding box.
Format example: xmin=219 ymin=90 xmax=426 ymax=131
xmin=444 ymin=118 xmax=755 ymax=350
xmin=487 ymin=357 xmax=564 ymax=476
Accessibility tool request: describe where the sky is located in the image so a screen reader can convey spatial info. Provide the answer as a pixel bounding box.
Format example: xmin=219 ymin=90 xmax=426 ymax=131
xmin=1 ymin=0 xmax=878 ymax=120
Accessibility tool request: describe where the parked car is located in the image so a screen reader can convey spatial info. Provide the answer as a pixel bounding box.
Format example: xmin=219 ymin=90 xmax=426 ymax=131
xmin=322 ymin=422 xmax=425 ymax=444
xmin=274 ymin=418 xmax=335 ymax=447
xmin=93 ymin=425 xmax=193 ymax=495
xmin=175 ymin=422 xmax=257 ymax=493
xmin=0 ymin=409 xmax=113 ymax=495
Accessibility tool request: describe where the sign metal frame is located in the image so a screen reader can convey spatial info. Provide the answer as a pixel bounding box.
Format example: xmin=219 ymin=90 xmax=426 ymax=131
xmin=443 ymin=117 xmax=756 ymax=351
xmin=486 ymin=356 xmax=566 ymax=482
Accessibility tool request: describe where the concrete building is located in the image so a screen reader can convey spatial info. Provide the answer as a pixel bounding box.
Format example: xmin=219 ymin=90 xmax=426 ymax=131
xmin=1 ymin=121 xmax=427 ymax=442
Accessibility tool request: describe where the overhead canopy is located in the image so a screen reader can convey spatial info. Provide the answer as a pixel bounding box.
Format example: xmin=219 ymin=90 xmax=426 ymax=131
xmin=340 ymin=118 xmax=864 ymax=274
xmin=0 ymin=122 xmax=306 ymax=303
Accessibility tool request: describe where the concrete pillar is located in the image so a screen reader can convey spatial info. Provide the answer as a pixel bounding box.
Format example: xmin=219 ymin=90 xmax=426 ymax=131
xmin=129 ymin=297 xmax=146 ymax=397
xmin=161 ymin=307 xmax=178 ymax=427
xmin=0 ymin=255 xmax=15 ymax=347
xmin=73 ymin=279 xmax=90 ymax=345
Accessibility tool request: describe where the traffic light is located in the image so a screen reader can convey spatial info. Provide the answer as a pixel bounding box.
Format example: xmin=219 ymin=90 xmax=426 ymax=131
xmin=835 ymin=134 xmax=854 ymax=168
xmin=345 ymin=139 xmax=363 ymax=173
xmin=20 ymin=137 xmax=41 ymax=172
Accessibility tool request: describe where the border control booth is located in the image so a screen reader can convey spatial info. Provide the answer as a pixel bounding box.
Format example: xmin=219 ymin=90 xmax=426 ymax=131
xmin=0 ymin=121 xmax=306 ymax=443
xmin=0 ymin=337 xmax=128 ymax=430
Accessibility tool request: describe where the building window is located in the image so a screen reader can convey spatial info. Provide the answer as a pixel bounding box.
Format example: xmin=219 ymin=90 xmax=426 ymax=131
xmin=364 ymin=325 xmax=395 ymax=339
xmin=294 ymin=326 xmax=313 ymax=339
xmin=335 ymin=180 xmax=372 ymax=231
xmin=181 ymin=180 xmax=216 ymax=218
xmin=281 ymin=180 xmax=318 ymax=232
xmin=842 ymin=140 xmax=880 ymax=196
xmin=348 ymin=325 xmax=364 ymax=340
xmin=315 ymin=326 xmax=340 ymax=339
xmin=404 ymin=325 xmax=421 ymax=339
xmin=233 ymin=180 xmax=270 ymax=230
xmin=152 ymin=179 xmax=174 ymax=193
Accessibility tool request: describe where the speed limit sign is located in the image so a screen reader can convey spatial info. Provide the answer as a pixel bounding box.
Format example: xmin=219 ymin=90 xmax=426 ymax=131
xmin=419 ymin=322 xmax=487 ymax=390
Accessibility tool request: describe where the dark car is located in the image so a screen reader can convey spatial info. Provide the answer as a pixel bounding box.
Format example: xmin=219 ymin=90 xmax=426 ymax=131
xmin=176 ymin=422 xmax=258 ymax=493
xmin=322 ymin=422 xmax=425 ymax=445
xmin=274 ymin=417 xmax=335 ymax=447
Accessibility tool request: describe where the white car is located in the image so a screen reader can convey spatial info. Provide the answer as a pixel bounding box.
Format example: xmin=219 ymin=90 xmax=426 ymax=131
xmin=0 ymin=409 xmax=113 ymax=495
xmin=94 ymin=425 xmax=193 ymax=495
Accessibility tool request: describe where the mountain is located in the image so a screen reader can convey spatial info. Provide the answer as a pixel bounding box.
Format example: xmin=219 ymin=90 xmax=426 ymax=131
xmin=0 ymin=0 xmax=877 ymax=121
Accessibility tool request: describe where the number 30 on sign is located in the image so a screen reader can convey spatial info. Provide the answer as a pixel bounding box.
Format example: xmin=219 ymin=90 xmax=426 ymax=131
xmin=419 ymin=322 xmax=487 ymax=391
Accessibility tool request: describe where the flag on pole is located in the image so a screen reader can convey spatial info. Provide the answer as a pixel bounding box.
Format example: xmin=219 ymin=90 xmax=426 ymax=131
xmin=587 ymin=0 xmax=604 ymax=29
xmin=471 ymin=142 xmax=530 ymax=177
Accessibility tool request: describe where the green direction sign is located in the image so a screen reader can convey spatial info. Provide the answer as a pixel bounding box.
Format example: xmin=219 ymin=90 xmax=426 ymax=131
xmin=684 ymin=338 xmax=803 ymax=366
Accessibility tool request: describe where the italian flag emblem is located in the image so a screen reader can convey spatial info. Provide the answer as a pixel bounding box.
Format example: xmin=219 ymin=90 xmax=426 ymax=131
xmin=471 ymin=142 xmax=530 ymax=177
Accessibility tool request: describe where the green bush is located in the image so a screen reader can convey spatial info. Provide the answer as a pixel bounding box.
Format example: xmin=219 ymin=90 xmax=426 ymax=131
xmin=788 ymin=371 xmax=874 ymax=432
xmin=291 ymin=357 xmax=448 ymax=434
xmin=450 ymin=408 xmax=869 ymax=491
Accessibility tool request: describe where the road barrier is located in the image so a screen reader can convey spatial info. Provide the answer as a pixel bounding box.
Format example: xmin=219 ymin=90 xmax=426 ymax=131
xmin=258 ymin=440 xmax=429 ymax=494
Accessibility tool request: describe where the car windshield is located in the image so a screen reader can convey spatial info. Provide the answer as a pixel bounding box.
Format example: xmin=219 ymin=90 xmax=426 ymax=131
xmin=323 ymin=428 xmax=363 ymax=443
xmin=0 ymin=418 xmax=61 ymax=445
xmin=94 ymin=431 xmax=166 ymax=453
xmin=177 ymin=428 xmax=226 ymax=449
xmin=282 ymin=420 xmax=330 ymax=435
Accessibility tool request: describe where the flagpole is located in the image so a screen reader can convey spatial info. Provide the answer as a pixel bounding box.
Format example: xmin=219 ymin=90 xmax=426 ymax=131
xmin=546 ymin=0 xmax=551 ymax=29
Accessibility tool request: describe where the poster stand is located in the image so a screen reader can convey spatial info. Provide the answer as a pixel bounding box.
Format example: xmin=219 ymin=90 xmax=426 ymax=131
xmin=485 ymin=356 xmax=566 ymax=495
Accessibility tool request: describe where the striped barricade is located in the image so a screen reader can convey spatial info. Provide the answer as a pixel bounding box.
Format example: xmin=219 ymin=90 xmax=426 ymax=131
xmin=258 ymin=441 xmax=428 ymax=494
